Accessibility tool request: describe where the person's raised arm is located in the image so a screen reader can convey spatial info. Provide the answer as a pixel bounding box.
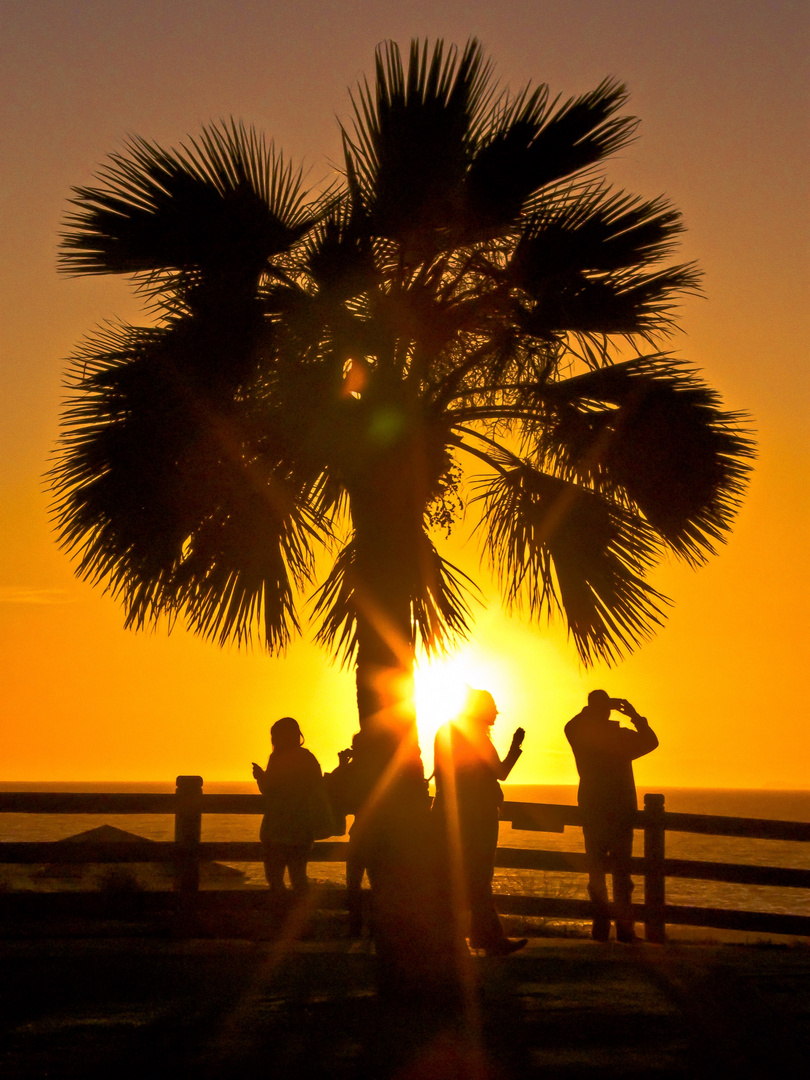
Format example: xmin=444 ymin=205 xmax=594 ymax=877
xmin=616 ymin=700 xmax=658 ymax=758
xmin=497 ymin=727 xmax=525 ymax=780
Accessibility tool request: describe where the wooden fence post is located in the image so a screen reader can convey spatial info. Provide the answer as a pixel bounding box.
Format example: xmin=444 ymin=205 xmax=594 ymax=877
xmin=175 ymin=775 xmax=203 ymax=931
xmin=643 ymin=793 xmax=666 ymax=943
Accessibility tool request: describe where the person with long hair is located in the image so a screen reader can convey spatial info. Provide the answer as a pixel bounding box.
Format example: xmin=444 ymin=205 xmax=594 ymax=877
xmin=252 ymin=716 xmax=323 ymax=896
xmin=433 ymin=688 xmax=527 ymax=955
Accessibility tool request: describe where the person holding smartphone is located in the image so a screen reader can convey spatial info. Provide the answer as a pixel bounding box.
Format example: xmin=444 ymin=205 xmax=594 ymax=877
xmin=433 ymin=687 xmax=528 ymax=956
xmin=565 ymin=690 xmax=658 ymax=942
xmin=252 ymin=716 xmax=323 ymax=898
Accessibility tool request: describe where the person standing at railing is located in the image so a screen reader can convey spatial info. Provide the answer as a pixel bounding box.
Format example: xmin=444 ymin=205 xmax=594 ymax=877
xmin=324 ymin=732 xmax=368 ymax=937
xmin=565 ymin=690 xmax=658 ymax=942
xmin=432 ymin=687 xmax=528 ymax=956
xmin=252 ymin=716 xmax=324 ymax=897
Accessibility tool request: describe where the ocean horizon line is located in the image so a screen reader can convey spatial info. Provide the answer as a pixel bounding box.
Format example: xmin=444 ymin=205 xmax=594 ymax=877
xmin=2 ymin=780 xmax=809 ymax=794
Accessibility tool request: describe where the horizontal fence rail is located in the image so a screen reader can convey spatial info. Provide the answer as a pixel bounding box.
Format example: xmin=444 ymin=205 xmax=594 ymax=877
xmin=1 ymin=782 xmax=808 ymax=940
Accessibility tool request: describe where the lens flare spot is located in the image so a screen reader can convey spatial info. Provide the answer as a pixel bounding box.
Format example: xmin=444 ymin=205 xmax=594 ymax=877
xmin=369 ymin=405 xmax=405 ymax=445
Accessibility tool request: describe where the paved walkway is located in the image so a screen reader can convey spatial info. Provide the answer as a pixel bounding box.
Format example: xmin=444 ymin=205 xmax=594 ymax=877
xmin=1 ymin=937 xmax=808 ymax=1078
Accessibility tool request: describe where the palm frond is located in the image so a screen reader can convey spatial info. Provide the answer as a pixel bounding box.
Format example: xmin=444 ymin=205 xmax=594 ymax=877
xmin=310 ymin=541 xmax=359 ymax=664
xmin=413 ymin=540 xmax=479 ymax=655
xmin=520 ymin=264 xmax=701 ymax=339
xmin=170 ymin=466 xmax=324 ymax=650
xmin=312 ymin=529 xmax=478 ymax=666
xmin=509 ymin=186 xmax=701 ymax=338
xmin=524 ymin=355 xmax=756 ymax=562
xmin=342 ymin=38 xmax=494 ymax=251
xmin=60 ymin=121 xmax=318 ymax=289
xmin=476 ymin=463 xmax=668 ymax=664
xmin=304 ymin=195 xmax=379 ymax=302
xmin=516 ymin=188 xmax=686 ymax=276
xmin=465 ymin=78 xmax=636 ymax=229
xmin=48 ymin=321 xmax=329 ymax=651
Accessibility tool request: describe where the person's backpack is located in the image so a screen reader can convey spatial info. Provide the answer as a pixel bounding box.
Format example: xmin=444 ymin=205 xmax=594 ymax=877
xmin=310 ymin=777 xmax=345 ymax=840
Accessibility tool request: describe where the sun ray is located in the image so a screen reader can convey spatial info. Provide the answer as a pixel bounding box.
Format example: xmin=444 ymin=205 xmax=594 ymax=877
xmin=413 ymin=648 xmax=514 ymax=775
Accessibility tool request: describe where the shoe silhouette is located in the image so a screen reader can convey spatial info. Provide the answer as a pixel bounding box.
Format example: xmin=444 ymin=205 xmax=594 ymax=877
xmin=485 ymin=937 xmax=528 ymax=956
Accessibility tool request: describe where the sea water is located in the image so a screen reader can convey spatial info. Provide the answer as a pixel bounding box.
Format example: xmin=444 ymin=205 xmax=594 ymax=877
xmin=1 ymin=782 xmax=809 ymax=918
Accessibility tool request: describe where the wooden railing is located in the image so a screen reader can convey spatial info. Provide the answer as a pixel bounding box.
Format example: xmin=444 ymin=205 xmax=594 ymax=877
xmin=499 ymin=792 xmax=810 ymax=940
xmin=1 ymin=780 xmax=809 ymax=940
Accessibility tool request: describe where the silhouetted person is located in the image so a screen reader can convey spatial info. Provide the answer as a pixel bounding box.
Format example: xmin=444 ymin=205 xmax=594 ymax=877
xmin=433 ymin=688 xmax=528 ymax=955
xmin=252 ymin=716 xmax=322 ymax=896
xmin=324 ymin=722 xmax=460 ymax=997
xmin=325 ymin=735 xmax=368 ymax=936
xmin=565 ymin=690 xmax=658 ymax=942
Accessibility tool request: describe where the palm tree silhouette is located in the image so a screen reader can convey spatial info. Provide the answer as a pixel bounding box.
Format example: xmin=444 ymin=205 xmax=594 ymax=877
xmin=51 ymin=40 xmax=752 ymax=977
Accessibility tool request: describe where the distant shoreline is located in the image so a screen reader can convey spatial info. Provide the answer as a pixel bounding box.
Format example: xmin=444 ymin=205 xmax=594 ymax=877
xmin=2 ymin=781 xmax=809 ymax=797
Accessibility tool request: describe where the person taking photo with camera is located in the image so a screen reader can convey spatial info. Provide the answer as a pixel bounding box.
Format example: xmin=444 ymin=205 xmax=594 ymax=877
xmin=565 ymin=690 xmax=658 ymax=942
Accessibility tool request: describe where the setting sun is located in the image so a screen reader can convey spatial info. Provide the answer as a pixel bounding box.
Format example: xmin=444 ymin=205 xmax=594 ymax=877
xmin=414 ymin=649 xmax=514 ymax=774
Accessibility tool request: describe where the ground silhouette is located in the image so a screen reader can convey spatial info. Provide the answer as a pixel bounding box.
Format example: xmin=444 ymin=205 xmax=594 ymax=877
xmin=1 ymin=937 xmax=807 ymax=1079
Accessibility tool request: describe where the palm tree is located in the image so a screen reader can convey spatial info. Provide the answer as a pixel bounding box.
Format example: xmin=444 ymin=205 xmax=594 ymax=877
xmin=51 ymin=40 xmax=752 ymax=983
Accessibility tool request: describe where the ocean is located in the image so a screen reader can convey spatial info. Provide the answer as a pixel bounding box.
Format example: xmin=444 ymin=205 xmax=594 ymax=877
xmin=1 ymin=782 xmax=809 ymax=920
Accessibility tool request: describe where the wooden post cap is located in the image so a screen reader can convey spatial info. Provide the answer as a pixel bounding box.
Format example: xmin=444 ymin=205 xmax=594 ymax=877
xmin=175 ymin=776 xmax=203 ymax=793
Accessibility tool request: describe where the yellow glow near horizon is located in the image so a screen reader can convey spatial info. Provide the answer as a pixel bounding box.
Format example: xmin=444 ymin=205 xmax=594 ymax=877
xmin=414 ymin=649 xmax=515 ymax=773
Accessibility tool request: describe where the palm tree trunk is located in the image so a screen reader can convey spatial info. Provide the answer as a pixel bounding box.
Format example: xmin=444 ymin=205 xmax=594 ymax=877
xmin=347 ymin=478 xmax=463 ymax=1000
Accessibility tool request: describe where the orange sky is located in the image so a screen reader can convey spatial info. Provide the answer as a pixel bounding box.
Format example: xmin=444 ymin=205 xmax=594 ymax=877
xmin=2 ymin=1 xmax=808 ymax=787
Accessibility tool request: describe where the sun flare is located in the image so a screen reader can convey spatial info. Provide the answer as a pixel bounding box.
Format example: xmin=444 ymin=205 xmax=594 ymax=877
xmin=413 ymin=649 xmax=513 ymax=773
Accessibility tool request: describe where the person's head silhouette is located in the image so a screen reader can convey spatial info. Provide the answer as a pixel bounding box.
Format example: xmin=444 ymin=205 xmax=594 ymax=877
xmin=270 ymin=716 xmax=304 ymax=752
xmin=587 ymin=689 xmax=613 ymax=720
xmin=459 ymin=687 xmax=499 ymax=732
